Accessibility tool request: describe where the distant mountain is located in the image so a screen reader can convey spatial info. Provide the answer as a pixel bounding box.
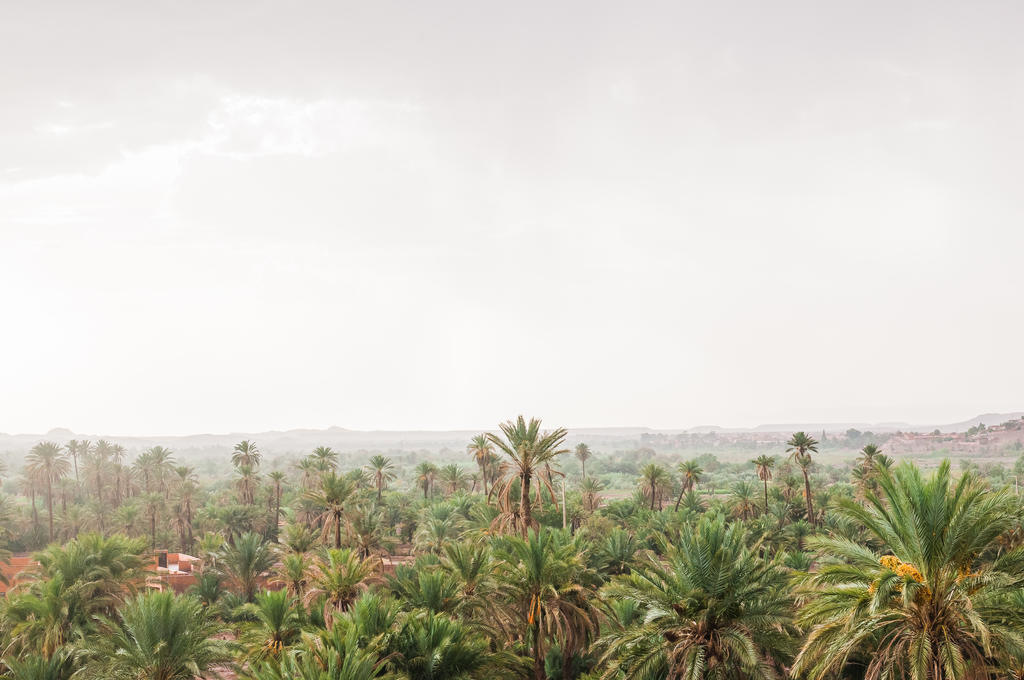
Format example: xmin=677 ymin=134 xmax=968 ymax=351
xmin=688 ymin=412 xmax=1024 ymax=435
xmin=1 ymin=412 xmax=1019 ymax=456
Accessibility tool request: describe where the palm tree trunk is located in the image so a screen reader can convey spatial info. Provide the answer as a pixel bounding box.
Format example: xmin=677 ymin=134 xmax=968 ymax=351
xmin=46 ymin=475 xmax=54 ymax=542
xmin=650 ymin=481 xmax=656 ymax=511
xmin=763 ymin=478 xmax=769 ymax=515
xmin=274 ymin=488 xmax=281 ymax=540
xmin=532 ymin=618 xmax=545 ymax=680
xmin=334 ymin=511 xmax=342 ymax=549
xmin=802 ymin=468 xmax=814 ymax=527
xmin=186 ymin=499 xmax=194 ymax=552
xmin=581 ymin=459 xmax=586 ymax=480
xmin=520 ymin=472 xmax=532 ymax=536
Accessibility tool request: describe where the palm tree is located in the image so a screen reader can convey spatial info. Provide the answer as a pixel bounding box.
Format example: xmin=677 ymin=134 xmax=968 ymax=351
xmin=26 ymin=442 xmax=70 ymax=542
xmin=388 ymin=611 xmax=496 ymax=680
xmin=414 ymin=462 xmax=438 ymax=500
xmin=267 ymin=470 xmax=286 ymax=539
xmin=305 ymin=547 xmax=379 ymax=627
xmin=439 ymin=464 xmax=469 ymax=496
xmin=220 ymin=531 xmax=275 ymax=602
xmin=235 ymin=464 xmax=260 ymax=505
xmin=4 ymin=533 xmax=147 ymax=656
xmin=467 ymin=434 xmax=494 ymax=496
xmin=274 ymin=552 xmax=311 ymax=599
xmin=19 ymin=472 xmax=40 ymax=532
xmin=574 ymin=443 xmax=593 ymax=480
xmin=487 ymin=415 xmax=569 ymax=536
xmin=295 ymin=457 xmax=320 ymax=490
xmin=597 ymin=528 xmax=639 ymax=576
xmin=243 ymin=626 xmax=381 ymax=680
xmin=174 ymin=473 xmax=197 ymax=553
xmin=495 ymin=529 xmax=601 ymax=680
xmin=311 ymin=445 xmax=338 ymax=472
xmin=639 ymin=463 xmax=669 ymax=511
xmin=232 ymin=440 xmax=262 ymax=469
xmin=599 ymin=515 xmax=796 ymax=680
xmin=786 ymin=431 xmax=819 ymax=526
xmin=89 ymin=440 xmax=113 ymax=530
xmin=86 ymin=591 xmax=231 ymax=680
xmin=794 ymin=460 xmax=1024 ymax=680
xmin=141 ymin=492 xmax=162 ymax=549
xmin=305 ymin=472 xmax=356 ymax=548
xmin=65 ymin=439 xmax=86 ymax=484
xmin=108 ymin=443 xmax=127 ymax=505
xmin=581 ymin=477 xmax=604 ymax=514
xmin=365 ymin=455 xmax=395 ymax=503
xmin=674 ymin=460 xmax=703 ymax=511
xmin=853 ymin=443 xmax=884 ymax=499
xmin=241 ymin=588 xmax=304 ymax=662
xmin=0 ymin=650 xmax=74 ymax=680
xmin=752 ymin=455 xmax=776 ymax=515
xmin=730 ymin=480 xmax=757 ymax=520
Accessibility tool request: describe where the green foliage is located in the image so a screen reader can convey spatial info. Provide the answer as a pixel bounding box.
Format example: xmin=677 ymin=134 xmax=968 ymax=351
xmin=82 ymin=590 xmax=231 ymax=680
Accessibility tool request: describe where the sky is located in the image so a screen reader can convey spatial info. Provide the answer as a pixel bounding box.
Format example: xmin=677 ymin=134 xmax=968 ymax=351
xmin=1 ymin=1 xmax=1023 ymax=436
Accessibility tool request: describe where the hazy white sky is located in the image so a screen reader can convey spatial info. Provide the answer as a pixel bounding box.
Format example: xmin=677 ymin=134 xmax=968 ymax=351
xmin=2 ymin=1 xmax=1022 ymax=435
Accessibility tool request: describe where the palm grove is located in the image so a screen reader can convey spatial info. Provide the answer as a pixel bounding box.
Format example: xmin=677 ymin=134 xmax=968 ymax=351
xmin=2 ymin=418 xmax=1024 ymax=680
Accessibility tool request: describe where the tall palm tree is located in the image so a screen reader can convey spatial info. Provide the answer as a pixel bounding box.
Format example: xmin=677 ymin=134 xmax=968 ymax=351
xmin=752 ymin=455 xmax=776 ymax=515
xmin=235 ymin=464 xmax=260 ymax=505
xmin=232 ymin=440 xmax=262 ymax=469
xmin=853 ymin=443 xmax=883 ymax=500
xmin=794 ymin=461 xmax=1024 ymax=680
xmin=86 ymin=591 xmax=231 ymax=680
xmin=599 ymin=515 xmax=796 ymax=680
xmin=90 ymin=440 xmax=113 ymax=530
xmin=414 ymin=462 xmax=438 ymax=500
xmin=267 ymin=470 xmax=286 ymax=539
xmin=574 ymin=443 xmax=593 ymax=480
xmin=674 ymin=460 xmax=703 ymax=511
xmin=141 ymin=492 xmax=162 ymax=549
xmin=220 ymin=531 xmax=275 ymax=602
xmin=365 ymin=455 xmax=395 ymax=502
xmin=311 ymin=445 xmax=338 ymax=473
xmin=306 ymin=473 xmax=356 ymax=548
xmin=639 ymin=463 xmax=669 ymax=511
xmin=786 ymin=431 xmax=819 ymax=526
xmin=19 ymin=472 xmax=40 ymax=531
xmin=65 ymin=439 xmax=85 ymax=484
xmin=294 ymin=456 xmax=320 ymax=491
xmin=487 ymin=415 xmax=569 ymax=536
xmin=174 ymin=471 xmax=197 ymax=553
xmin=26 ymin=442 xmax=70 ymax=542
xmin=102 ymin=443 xmax=123 ymax=506
xmin=467 ymin=434 xmax=494 ymax=496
